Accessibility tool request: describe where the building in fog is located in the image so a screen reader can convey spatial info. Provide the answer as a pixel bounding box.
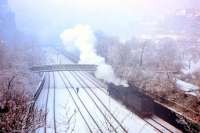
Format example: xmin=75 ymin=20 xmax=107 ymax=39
xmin=0 ymin=0 xmax=16 ymax=41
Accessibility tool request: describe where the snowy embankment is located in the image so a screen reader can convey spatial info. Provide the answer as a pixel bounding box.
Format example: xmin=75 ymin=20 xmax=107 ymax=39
xmin=176 ymin=79 xmax=199 ymax=96
xmin=177 ymin=60 xmax=200 ymax=96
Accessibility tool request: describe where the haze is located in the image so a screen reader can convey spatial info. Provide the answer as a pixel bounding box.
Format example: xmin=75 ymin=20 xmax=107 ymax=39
xmin=8 ymin=0 xmax=200 ymax=42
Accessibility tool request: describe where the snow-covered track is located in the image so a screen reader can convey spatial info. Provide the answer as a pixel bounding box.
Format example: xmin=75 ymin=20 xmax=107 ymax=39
xmin=60 ymin=71 xmax=104 ymax=133
xmin=34 ymin=49 xmax=183 ymax=132
xmin=73 ymin=71 xmax=128 ymax=132
xmin=69 ymin=71 xmax=125 ymax=133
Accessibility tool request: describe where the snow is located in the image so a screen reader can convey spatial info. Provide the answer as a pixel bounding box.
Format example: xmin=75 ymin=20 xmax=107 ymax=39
xmin=36 ymin=71 xmax=158 ymax=133
xmin=35 ymin=48 xmax=169 ymax=133
xmin=176 ymin=79 xmax=199 ymax=96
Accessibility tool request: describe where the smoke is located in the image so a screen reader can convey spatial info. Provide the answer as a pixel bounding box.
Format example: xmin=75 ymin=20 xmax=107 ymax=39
xmin=60 ymin=24 xmax=128 ymax=86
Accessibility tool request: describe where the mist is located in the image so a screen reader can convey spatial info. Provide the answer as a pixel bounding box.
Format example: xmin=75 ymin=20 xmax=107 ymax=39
xmin=7 ymin=0 xmax=200 ymax=42
xmin=1 ymin=0 xmax=200 ymax=131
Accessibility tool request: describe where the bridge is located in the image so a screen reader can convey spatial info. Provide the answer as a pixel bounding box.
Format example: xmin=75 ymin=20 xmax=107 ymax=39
xmin=30 ymin=64 xmax=97 ymax=72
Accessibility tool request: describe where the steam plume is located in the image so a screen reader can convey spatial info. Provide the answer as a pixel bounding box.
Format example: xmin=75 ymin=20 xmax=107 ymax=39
xmin=60 ymin=24 xmax=128 ymax=86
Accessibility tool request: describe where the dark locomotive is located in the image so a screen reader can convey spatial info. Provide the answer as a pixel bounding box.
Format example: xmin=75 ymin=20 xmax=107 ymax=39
xmin=107 ymin=83 xmax=200 ymax=132
xmin=107 ymin=83 xmax=154 ymax=118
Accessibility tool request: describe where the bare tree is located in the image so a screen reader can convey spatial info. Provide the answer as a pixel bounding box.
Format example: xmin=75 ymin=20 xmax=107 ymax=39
xmin=0 ymin=76 xmax=45 ymax=133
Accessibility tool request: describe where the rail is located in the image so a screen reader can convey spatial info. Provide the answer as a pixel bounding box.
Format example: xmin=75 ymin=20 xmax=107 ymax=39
xmin=70 ymin=71 xmax=119 ymax=133
xmin=33 ymin=73 xmax=46 ymax=101
xmin=58 ymin=72 xmax=93 ymax=133
xmin=24 ymin=73 xmax=46 ymax=131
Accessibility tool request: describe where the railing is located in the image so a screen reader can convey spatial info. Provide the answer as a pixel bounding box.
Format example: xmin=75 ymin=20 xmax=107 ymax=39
xmin=30 ymin=64 xmax=97 ymax=72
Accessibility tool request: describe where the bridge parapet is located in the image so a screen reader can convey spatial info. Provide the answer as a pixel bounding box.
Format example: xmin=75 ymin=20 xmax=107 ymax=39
xmin=30 ymin=64 xmax=97 ymax=72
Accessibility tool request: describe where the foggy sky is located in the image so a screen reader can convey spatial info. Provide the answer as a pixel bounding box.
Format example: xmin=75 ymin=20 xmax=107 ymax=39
xmin=8 ymin=0 xmax=200 ymax=42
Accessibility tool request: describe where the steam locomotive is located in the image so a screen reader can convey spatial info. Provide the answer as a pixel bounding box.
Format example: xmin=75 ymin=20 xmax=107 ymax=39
xmin=107 ymin=83 xmax=154 ymax=117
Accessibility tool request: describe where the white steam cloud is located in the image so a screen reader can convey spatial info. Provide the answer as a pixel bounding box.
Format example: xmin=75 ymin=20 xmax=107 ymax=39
xmin=60 ymin=24 xmax=128 ymax=86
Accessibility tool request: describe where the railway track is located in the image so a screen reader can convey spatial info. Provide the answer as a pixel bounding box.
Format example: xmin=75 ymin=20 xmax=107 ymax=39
xmin=73 ymin=71 xmax=128 ymax=133
xmin=80 ymin=72 xmax=108 ymax=94
xmin=143 ymin=118 xmax=173 ymax=133
xmin=58 ymin=72 xmax=94 ymax=133
xmin=53 ymin=72 xmax=57 ymax=133
xmin=70 ymin=71 xmax=122 ymax=133
xmin=44 ymin=73 xmax=50 ymax=133
xmin=32 ymin=50 xmax=182 ymax=133
xmin=75 ymin=71 xmax=179 ymax=133
xmin=34 ymin=72 xmax=51 ymax=133
xmin=33 ymin=71 xmax=182 ymax=133
xmin=60 ymin=71 xmax=104 ymax=133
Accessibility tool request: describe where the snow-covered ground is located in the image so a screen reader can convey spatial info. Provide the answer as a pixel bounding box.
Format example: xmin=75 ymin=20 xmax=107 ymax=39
xmin=178 ymin=59 xmax=200 ymax=96
xmin=35 ymin=48 xmax=179 ymax=133
xmin=176 ymin=79 xmax=199 ymax=96
xmin=36 ymin=71 xmax=160 ymax=133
